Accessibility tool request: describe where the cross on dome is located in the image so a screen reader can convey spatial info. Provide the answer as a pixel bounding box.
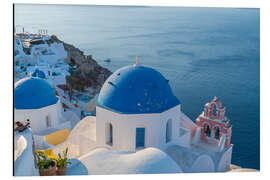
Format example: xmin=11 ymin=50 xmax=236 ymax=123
xmin=136 ymin=56 xmax=140 ymax=66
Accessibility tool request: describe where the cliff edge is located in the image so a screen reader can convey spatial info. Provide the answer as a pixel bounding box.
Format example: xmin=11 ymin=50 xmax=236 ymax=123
xmin=46 ymin=35 xmax=112 ymax=94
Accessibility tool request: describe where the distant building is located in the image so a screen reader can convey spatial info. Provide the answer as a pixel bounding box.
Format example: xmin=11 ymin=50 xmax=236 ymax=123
xmin=31 ymin=69 xmax=46 ymax=79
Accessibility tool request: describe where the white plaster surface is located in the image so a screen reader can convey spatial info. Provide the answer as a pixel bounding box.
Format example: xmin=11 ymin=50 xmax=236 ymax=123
xmin=190 ymin=154 xmax=215 ymax=173
xmin=14 ymin=129 xmax=39 ymax=176
xmin=96 ymin=105 xmax=183 ymax=152
xmin=15 ymin=100 xmax=62 ymax=134
xmin=66 ymin=147 xmax=182 ymax=175
xmin=53 ymin=116 xmax=97 ymax=158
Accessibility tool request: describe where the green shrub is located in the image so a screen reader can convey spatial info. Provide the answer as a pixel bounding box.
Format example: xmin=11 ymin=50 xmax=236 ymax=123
xmin=56 ymin=147 xmax=71 ymax=168
xmin=35 ymin=151 xmax=54 ymax=170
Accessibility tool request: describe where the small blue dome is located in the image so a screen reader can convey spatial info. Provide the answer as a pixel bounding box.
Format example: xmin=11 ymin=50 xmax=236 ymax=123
xmin=31 ymin=69 xmax=46 ymax=79
xmin=14 ymin=77 xmax=58 ymax=109
xmin=97 ymin=65 xmax=180 ymax=114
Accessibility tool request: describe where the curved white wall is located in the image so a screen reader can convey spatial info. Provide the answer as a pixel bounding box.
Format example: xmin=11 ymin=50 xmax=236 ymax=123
xmin=53 ymin=116 xmax=97 ymax=158
xmin=14 ymin=129 xmax=39 ymax=176
xmin=190 ymin=154 xmax=215 ymax=173
xmin=96 ymin=105 xmax=181 ymax=152
xmin=217 ymin=146 xmax=233 ymax=172
xmin=15 ymin=100 xmax=61 ymax=134
xmin=14 ymin=136 xmax=27 ymax=161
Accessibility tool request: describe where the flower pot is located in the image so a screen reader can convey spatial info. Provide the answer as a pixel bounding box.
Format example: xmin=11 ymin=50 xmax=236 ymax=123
xmin=39 ymin=160 xmax=57 ymax=176
xmin=56 ymin=166 xmax=67 ymax=176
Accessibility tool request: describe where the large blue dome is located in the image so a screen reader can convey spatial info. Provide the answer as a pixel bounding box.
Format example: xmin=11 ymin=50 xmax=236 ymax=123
xmin=97 ymin=64 xmax=180 ymax=114
xmin=14 ymin=77 xmax=58 ymax=109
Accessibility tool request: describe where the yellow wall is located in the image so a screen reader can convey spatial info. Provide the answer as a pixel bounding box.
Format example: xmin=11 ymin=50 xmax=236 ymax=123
xmin=45 ymin=129 xmax=70 ymax=145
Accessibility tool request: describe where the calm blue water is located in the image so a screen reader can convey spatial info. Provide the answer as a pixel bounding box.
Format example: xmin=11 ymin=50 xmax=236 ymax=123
xmin=15 ymin=4 xmax=260 ymax=170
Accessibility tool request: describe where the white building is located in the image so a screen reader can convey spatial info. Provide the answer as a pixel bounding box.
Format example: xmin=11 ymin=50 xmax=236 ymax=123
xmin=14 ymin=37 xmax=35 ymax=66
xmin=96 ymin=62 xmax=182 ymax=152
xmin=14 ymin=60 xmax=234 ymax=175
xmin=14 ymin=77 xmax=78 ymax=135
xmin=92 ymin=60 xmax=233 ymax=172
xmin=30 ymin=66 xmax=67 ymax=86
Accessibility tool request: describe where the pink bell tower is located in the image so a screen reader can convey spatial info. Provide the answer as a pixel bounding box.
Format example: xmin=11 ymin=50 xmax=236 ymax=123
xmin=196 ymin=97 xmax=232 ymax=148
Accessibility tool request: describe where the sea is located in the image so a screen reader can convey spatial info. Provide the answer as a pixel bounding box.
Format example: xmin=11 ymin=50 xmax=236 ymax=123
xmin=14 ymin=4 xmax=260 ymax=170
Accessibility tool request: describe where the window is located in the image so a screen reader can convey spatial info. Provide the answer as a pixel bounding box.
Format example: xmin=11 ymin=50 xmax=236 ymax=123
xmin=166 ymin=119 xmax=172 ymax=143
xmin=136 ymin=127 xmax=145 ymax=148
xmin=213 ymin=103 xmax=217 ymax=117
xmin=204 ymin=123 xmax=211 ymax=137
xmin=106 ymin=123 xmax=113 ymax=145
xmin=46 ymin=115 xmax=51 ymax=128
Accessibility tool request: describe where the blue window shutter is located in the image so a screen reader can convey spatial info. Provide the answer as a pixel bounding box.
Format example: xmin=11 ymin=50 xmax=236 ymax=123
xmin=110 ymin=124 xmax=113 ymax=144
xmin=136 ymin=128 xmax=145 ymax=148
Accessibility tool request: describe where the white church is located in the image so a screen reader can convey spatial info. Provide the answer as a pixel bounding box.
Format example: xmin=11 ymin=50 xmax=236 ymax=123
xmin=14 ymin=59 xmax=234 ymax=175
xmin=14 ymin=75 xmax=79 ymax=135
xmin=96 ymin=60 xmax=187 ymax=151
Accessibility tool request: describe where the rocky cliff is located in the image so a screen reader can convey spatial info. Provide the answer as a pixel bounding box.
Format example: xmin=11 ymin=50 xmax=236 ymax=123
xmin=47 ymin=35 xmax=112 ymax=94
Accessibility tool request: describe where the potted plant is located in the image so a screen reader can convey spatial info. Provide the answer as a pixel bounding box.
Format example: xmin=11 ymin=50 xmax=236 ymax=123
xmin=56 ymin=147 xmax=72 ymax=175
xmin=35 ymin=151 xmax=57 ymax=176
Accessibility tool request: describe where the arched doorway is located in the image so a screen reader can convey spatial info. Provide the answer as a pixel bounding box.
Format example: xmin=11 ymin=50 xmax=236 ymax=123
xmin=46 ymin=115 xmax=51 ymax=128
xmin=106 ymin=123 xmax=113 ymax=145
xmin=166 ymin=119 xmax=172 ymax=143
xmin=215 ymin=126 xmax=220 ymax=139
xmin=204 ymin=123 xmax=211 ymax=137
xmin=136 ymin=127 xmax=145 ymax=149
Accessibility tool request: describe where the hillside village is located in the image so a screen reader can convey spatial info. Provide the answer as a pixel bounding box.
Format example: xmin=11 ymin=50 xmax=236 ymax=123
xmin=14 ymin=31 xmax=111 ymax=118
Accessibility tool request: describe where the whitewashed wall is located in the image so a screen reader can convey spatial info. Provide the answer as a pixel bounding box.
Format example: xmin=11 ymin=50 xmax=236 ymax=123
xmin=14 ymin=129 xmax=39 ymax=176
xmin=15 ymin=100 xmax=61 ymax=134
xmin=96 ymin=105 xmax=184 ymax=152
xmin=190 ymin=154 xmax=215 ymax=173
xmin=53 ymin=116 xmax=97 ymax=158
xmin=217 ymin=145 xmax=233 ymax=172
xmin=160 ymin=105 xmax=183 ymax=150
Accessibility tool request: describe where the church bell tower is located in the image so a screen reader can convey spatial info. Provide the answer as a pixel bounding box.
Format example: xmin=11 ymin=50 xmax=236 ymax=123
xmin=196 ymin=97 xmax=232 ymax=150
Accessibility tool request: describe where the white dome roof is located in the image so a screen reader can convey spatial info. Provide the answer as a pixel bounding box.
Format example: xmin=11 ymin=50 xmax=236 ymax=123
xmin=66 ymin=147 xmax=182 ymax=175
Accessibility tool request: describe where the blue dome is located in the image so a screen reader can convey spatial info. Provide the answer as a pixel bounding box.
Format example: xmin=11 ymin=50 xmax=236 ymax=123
xmin=97 ymin=65 xmax=180 ymax=114
xmin=31 ymin=69 xmax=46 ymax=79
xmin=14 ymin=77 xmax=58 ymax=109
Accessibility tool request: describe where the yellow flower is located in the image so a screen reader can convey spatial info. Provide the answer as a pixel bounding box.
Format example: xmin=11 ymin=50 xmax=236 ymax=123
xmin=45 ymin=149 xmax=58 ymax=160
xmin=35 ymin=149 xmax=58 ymax=160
